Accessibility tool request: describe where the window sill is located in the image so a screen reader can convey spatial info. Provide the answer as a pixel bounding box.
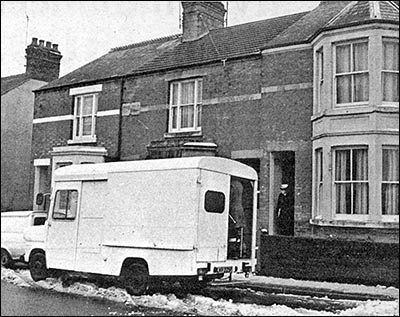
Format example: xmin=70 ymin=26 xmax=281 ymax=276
xmin=68 ymin=136 xmax=97 ymax=145
xmin=310 ymin=217 xmax=399 ymax=229
xmin=164 ymin=131 xmax=202 ymax=139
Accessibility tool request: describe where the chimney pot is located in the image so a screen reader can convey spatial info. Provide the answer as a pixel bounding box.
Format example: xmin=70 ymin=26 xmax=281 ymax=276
xmin=25 ymin=38 xmax=62 ymax=82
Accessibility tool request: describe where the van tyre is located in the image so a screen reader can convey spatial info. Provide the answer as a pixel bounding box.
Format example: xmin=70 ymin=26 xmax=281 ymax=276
xmin=29 ymin=252 xmax=49 ymax=281
xmin=121 ymin=262 xmax=149 ymax=296
xmin=1 ymin=249 xmax=14 ymax=268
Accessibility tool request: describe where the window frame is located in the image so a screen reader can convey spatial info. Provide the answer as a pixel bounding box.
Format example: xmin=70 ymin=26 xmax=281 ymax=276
xmin=381 ymin=146 xmax=399 ymax=221
xmin=333 ymin=146 xmax=369 ymax=220
xmin=382 ymin=37 xmax=399 ymax=105
xmin=168 ymin=78 xmax=202 ymax=133
xmin=316 ymin=48 xmax=324 ymax=113
xmin=204 ymin=190 xmax=226 ymax=214
xmin=314 ymin=148 xmax=323 ymax=216
xmin=333 ymin=39 xmax=369 ymax=107
xmin=72 ymin=93 xmax=98 ymax=142
xmin=52 ymin=189 xmax=79 ymax=221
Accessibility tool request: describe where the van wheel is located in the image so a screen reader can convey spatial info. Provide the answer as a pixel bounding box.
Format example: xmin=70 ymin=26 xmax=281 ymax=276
xmin=1 ymin=249 xmax=14 ymax=268
xmin=29 ymin=252 xmax=49 ymax=281
xmin=121 ymin=262 xmax=149 ymax=296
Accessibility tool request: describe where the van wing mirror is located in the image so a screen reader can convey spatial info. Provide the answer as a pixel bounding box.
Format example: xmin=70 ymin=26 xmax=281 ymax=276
xmin=36 ymin=193 xmax=44 ymax=205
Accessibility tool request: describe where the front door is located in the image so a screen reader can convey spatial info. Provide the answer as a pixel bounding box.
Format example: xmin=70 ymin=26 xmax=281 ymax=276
xmin=197 ymin=170 xmax=229 ymax=262
xmin=46 ymin=182 xmax=81 ymax=270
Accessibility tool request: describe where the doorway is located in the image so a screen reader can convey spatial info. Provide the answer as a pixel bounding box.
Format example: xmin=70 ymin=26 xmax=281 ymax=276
xmin=269 ymin=151 xmax=295 ymax=236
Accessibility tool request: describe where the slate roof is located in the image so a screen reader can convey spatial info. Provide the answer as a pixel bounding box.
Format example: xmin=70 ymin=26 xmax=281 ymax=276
xmin=1 ymin=73 xmax=30 ymax=95
xmin=36 ymin=11 xmax=309 ymax=91
xmin=325 ymin=1 xmax=399 ymax=29
xmin=37 ymin=1 xmax=399 ymax=92
xmin=265 ymin=1 xmax=398 ymax=49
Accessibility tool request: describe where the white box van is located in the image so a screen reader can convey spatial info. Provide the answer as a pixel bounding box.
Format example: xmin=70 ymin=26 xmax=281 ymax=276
xmin=28 ymin=157 xmax=258 ymax=295
xmin=1 ymin=211 xmax=47 ymax=267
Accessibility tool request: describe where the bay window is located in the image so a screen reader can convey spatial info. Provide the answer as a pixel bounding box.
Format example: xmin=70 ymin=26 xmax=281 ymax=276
xmin=335 ymin=40 xmax=369 ymax=105
xmin=169 ymin=78 xmax=202 ymax=133
xmin=382 ymin=147 xmax=399 ymax=216
xmin=382 ymin=39 xmax=399 ymax=103
xmin=335 ymin=148 xmax=368 ymax=215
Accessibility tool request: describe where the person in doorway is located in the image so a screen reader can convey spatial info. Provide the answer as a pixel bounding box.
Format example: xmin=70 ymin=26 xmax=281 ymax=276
xmin=275 ymin=184 xmax=294 ymax=236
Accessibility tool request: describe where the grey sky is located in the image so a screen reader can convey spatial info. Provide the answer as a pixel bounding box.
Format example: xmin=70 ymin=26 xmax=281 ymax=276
xmin=1 ymin=1 xmax=320 ymax=78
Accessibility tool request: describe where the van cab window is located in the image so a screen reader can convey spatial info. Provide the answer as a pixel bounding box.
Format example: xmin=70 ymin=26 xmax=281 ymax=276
xmin=53 ymin=190 xmax=78 ymax=220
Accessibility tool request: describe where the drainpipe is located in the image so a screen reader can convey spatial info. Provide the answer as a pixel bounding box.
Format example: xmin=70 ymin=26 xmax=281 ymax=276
xmin=117 ymin=77 xmax=125 ymax=161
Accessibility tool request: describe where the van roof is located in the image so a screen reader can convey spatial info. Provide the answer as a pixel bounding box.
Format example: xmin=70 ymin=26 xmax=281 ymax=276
xmin=53 ymin=156 xmax=258 ymax=182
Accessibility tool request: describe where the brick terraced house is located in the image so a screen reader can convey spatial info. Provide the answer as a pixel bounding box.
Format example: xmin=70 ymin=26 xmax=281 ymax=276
xmin=31 ymin=1 xmax=398 ymax=245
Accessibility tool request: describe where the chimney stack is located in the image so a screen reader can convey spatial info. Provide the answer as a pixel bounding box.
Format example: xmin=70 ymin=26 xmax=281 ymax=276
xmin=181 ymin=1 xmax=226 ymax=42
xmin=25 ymin=37 xmax=62 ymax=82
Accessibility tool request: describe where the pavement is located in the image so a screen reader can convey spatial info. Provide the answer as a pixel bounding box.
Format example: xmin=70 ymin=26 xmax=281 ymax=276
xmin=210 ymin=273 xmax=400 ymax=302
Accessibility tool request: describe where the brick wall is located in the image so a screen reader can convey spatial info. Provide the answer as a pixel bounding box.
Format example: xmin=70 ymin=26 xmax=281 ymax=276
xmin=259 ymin=235 xmax=399 ymax=287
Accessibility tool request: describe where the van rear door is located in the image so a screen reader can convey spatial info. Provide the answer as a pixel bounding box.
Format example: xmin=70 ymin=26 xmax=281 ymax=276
xmin=196 ymin=170 xmax=229 ymax=262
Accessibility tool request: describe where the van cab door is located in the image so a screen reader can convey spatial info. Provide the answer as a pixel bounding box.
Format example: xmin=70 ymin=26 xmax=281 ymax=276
xmin=197 ymin=170 xmax=229 ymax=262
xmin=46 ymin=182 xmax=81 ymax=271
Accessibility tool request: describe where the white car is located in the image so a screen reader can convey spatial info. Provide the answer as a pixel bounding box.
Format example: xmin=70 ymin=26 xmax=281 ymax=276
xmin=1 ymin=211 xmax=47 ymax=268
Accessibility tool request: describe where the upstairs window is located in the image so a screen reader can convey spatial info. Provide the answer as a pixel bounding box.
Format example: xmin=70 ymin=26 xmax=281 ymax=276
xmin=382 ymin=39 xmax=399 ymax=103
xmin=169 ymin=78 xmax=202 ymax=133
xmin=335 ymin=148 xmax=369 ymax=215
xmin=72 ymin=93 xmax=98 ymax=141
xmin=335 ymin=40 xmax=369 ymax=105
xmin=316 ymin=48 xmax=324 ymax=112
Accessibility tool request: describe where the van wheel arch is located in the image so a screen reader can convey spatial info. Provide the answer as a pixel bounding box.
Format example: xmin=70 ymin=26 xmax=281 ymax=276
xmin=120 ymin=258 xmax=149 ymax=296
xmin=1 ymin=248 xmax=14 ymax=268
xmin=29 ymin=249 xmax=49 ymax=281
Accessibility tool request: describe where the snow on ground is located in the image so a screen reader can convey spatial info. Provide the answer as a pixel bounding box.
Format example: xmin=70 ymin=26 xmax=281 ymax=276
xmin=2 ymin=267 xmax=399 ymax=316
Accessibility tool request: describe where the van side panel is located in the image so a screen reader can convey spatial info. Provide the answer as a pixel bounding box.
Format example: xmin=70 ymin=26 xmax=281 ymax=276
xmin=102 ymin=168 xmax=199 ymax=276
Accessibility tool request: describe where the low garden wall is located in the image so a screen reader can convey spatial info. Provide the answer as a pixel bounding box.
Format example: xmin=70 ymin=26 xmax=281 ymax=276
xmin=258 ymin=235 xmax=399 ymax=287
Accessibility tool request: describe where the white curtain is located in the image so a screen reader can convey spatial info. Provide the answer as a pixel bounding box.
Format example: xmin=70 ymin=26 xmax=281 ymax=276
xmin=353 ymin=149 xmax=368 ymax=215
xmin=382 ymin=149 xmax=399 ymax=215
xmin=383 ymin=42 xmax=399 ymax=102
xmin=180 ymin=105 xmax=194 ymax=128
xmin=335 ymin=150 xmax=350 ymax=214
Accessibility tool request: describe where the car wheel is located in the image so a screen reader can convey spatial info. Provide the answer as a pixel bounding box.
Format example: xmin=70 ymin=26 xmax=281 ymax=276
xmin=121 ymin=262 xmax=149 ymax=296
xmin=1 ymin=249 xmax=14 ymax=268
xmin=29 ymin=252 xmax=49 ymax=281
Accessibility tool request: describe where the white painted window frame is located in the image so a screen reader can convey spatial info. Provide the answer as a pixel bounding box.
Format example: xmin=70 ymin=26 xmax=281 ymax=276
xmin=70 ymin=93 xmax=98 ymax=143
xmin=168 ymin=78 xmax=202 ymax=133
xmin=333 ymin=38 xmax=369 ymax=107
xmin=382 ymin=37 xmax=399 ymax=106
xmin=332 ymin=146 xmax=369 ymax=221
xmin=381 ymin=146 xmax=399 ymax=222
